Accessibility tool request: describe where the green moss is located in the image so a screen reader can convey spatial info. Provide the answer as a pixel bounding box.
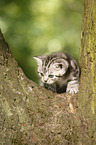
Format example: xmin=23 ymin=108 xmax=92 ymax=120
xmin=91 ymin=94 xmax=95 ymax=114
xmin=1 ymin=98 xmax=13 ymax=117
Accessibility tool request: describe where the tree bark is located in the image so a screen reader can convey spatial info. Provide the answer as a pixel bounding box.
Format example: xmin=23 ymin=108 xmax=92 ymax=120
xmin=79 ymin=0 xmax=96 ymax=142
xmin=0 ymin=0 xmax=96 ymax=144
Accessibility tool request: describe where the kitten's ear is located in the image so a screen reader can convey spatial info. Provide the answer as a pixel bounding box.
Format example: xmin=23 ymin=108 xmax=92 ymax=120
xmin=33 ymin=55 xmax=46 ymax=65
xmin=33 ymin=56 xmax=42 ymax=65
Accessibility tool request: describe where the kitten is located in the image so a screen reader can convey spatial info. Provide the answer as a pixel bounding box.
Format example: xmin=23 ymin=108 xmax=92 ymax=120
xmin=33 ymin=52 xmax=80 ymax=94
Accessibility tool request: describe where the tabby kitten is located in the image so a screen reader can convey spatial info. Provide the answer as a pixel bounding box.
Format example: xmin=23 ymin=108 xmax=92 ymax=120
xmin=33 ymin=52 xmax=80 ymax=94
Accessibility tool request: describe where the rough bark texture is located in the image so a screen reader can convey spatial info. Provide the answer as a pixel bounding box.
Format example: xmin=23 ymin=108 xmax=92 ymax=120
xmin=79 ymin=0 xmax=96 ymax=113
xmin=79 ymin=0 xmax=96 ymax=142
xmin=0 ymin=0 xmax=96 ymax=144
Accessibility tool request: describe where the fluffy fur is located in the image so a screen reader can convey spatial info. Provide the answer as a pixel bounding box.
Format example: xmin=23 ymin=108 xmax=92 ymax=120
xmin=33 ymin=52 xmax=80 ymax=94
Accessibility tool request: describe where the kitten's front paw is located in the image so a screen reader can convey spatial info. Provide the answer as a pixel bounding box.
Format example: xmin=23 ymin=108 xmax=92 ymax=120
xmin=66 ymin=82 xmax=79 ymax=94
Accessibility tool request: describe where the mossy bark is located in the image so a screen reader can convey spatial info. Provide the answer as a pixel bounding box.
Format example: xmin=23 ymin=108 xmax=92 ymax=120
xmin=79 ymin=0 xmax=96 ymax=114
xmin=0 ymin=0 xmax=96 ymax=144
xmin=78 ymin=0 xmax=96 ymax=142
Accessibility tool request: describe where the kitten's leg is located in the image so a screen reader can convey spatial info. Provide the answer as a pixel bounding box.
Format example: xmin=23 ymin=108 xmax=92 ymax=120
xmin=66 ymin=80 xmax=79 ymax=94
xmin=44 ymin=83 xmax=57 ymax=92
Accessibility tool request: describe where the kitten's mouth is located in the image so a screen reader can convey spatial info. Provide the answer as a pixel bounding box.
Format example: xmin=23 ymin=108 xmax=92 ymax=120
xmin=42 ymin=77 xmax=59 ymax=84
xmin=43 ymin=80 xmax=54 ymax=84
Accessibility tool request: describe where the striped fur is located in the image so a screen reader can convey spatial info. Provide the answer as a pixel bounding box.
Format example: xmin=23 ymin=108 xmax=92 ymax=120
xmin=33 ymin=52 xmax=80 ymax=94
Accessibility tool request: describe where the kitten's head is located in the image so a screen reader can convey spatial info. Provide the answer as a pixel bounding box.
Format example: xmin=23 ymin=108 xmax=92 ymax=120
xmin=33 ymin=53 xmax=69 ymax=84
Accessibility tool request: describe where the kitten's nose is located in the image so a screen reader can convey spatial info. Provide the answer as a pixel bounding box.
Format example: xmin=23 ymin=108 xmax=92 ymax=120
xmin=44 ymin=80 xmax=47 ymax=83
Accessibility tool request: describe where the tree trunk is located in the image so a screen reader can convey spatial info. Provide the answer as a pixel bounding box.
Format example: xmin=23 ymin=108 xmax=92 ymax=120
xmin=0 ymin=0 xmax=96 ymax=144
xmin=79 ymin=0 xmax=96 ymax=142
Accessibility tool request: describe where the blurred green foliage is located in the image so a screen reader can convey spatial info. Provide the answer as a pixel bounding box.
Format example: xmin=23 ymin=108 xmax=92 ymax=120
xmin=0 ymin=0 xmax=83 ymax=83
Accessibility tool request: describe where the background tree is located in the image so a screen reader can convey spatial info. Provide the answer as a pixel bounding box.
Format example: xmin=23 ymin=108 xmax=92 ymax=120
xmin=0 ymin=0 xmax=96 ymax=145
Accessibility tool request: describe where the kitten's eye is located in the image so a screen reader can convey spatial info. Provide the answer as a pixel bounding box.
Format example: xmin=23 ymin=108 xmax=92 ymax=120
xmin=49 ymin=75 xmax=54 ymax=78
xmin=40 ymin=73 xmax=44 ymax=76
